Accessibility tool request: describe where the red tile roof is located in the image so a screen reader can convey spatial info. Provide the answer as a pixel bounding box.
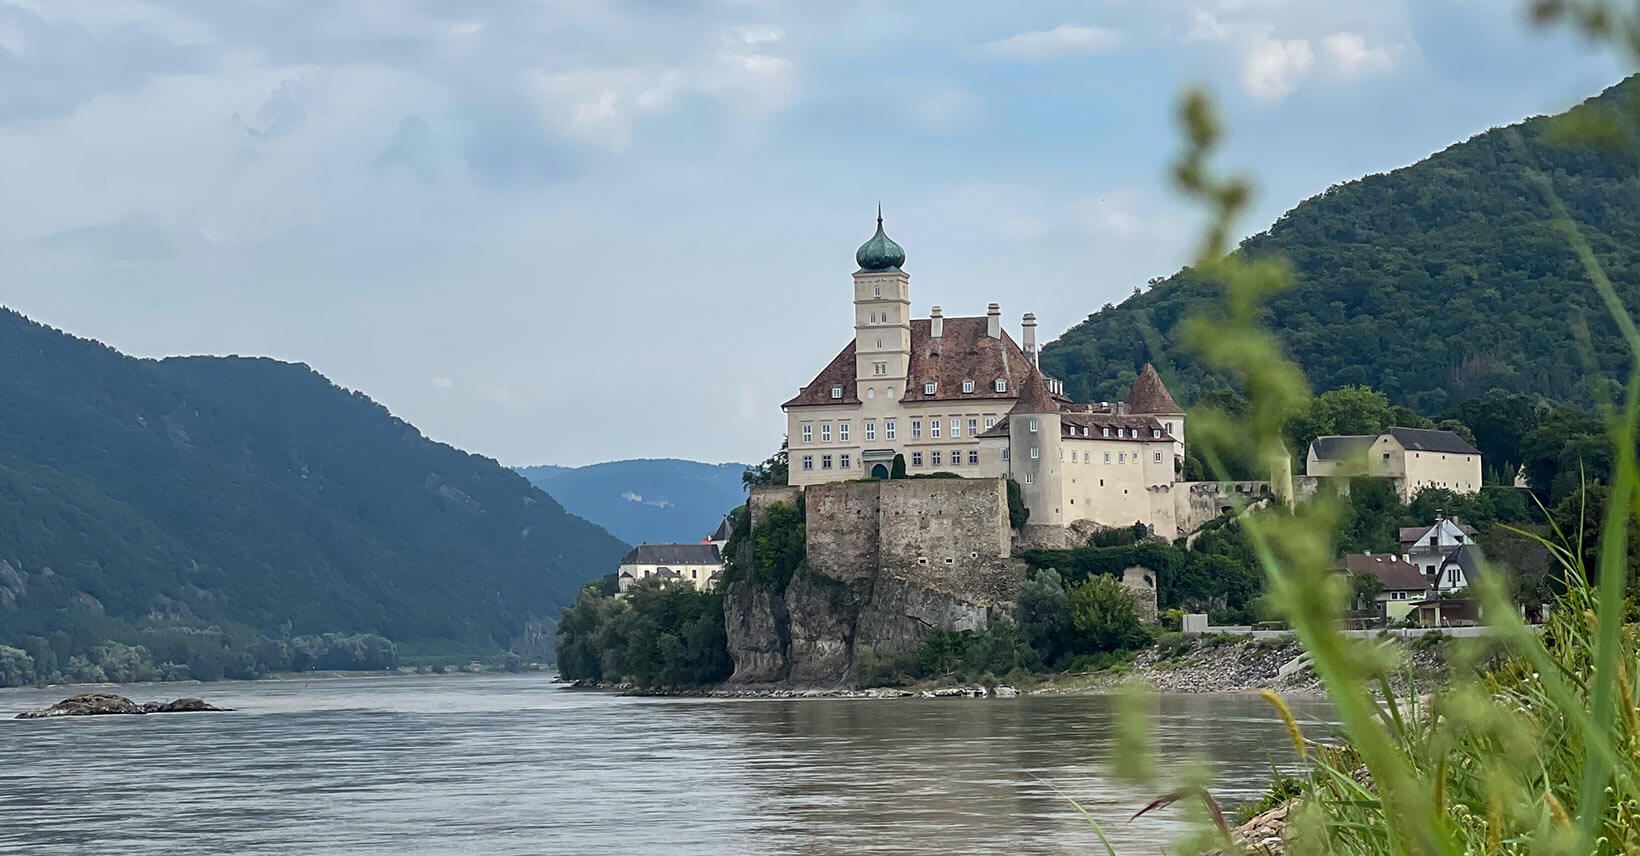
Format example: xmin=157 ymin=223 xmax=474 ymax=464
xmin=1125 ymin=363 xmax=1182 ymax=414
xmin=1334 ymin=553 xmax=1432 ymax=592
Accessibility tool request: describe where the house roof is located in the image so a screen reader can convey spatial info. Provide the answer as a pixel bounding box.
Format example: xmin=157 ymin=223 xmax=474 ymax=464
xmin=708 ymin=517 xmax=733 ymax=543
xmin=620 ymin=543 xmax=722 ymax=566
xmin=1398 ymin=522 xmax=1479 ymax=547
xmin=1438 ymin=544 xmax=1485 ymax=581
xmin=1125 ymin=363 xmax=1182 ymax=414
xmin=1334 ymin=553 xmax=1433 ymax=592
xmin=782 ymin=342 xmax=860 ymax=408
xmin=1386 ymin=427 xmax=1480 ymax=455
xmin=783 ymin=315 xmax=1072 ymax=409
xmin=1308 ymin=434 xmax=1377 ymax=461
xmin=1009 ymin=366 xmax=1060 ymax=414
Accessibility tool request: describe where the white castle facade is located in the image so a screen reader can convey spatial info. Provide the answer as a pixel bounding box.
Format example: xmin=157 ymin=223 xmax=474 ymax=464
xmin=780 ymin=215 xmax=1228 ymax=537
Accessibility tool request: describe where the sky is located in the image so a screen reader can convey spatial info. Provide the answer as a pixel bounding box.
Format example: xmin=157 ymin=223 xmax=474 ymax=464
xmin=0 ymin=0 xmax=1627 ymax=468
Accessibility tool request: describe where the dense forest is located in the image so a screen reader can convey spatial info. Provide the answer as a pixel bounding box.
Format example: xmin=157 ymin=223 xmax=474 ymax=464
xmin=1041 ymin=75 xmax=1640 ymax=415
xmin=0 ymin=308 xmax=628 ymax=684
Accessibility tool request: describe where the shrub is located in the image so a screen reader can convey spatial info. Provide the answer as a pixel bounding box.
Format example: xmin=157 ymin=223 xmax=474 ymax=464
xmin=1067 ymin=575 xmax=1153 ymax=653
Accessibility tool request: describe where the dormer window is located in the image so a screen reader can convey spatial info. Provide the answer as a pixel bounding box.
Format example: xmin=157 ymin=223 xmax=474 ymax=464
xmin=1152 ymin=429 xmax=1161 ymax=438
xmin=1102 ymin=427 xmax=1110 ymax=437
xmin=962 ymin=380 xmax=974 ymax=394
xmin=995 ymin=380 xmax=1007 ymax=393
xmin=830 ymin=386 xmax=843 ymax=399
xmin=924 ymin=382 xmax=936 ymax=395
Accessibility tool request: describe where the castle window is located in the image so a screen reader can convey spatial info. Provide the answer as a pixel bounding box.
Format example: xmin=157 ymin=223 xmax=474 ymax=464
xmin=874 ymin=362 xmax=887 ymax=376
xmin=912 ymin=420 xmax=922 ymax=439
xmin=968 ymin=418 xmax=977 ymax=435
xmin=931 ymin=451 xmax=942 ymax=466
xmin=866 ymin=422 xmax=876 ymax=441
xmin=887 ymin=388 xmax=894 ymax=399
xmin=995 ymin=380 xmax=1007 ymax=393
xmin=874 ymin=286 xmax=881 ymax=297
xmin=1104 ymin=452 xmax=1111 ymax=463
xmin=968 ymin=450 xmax=979 ymax=465
xmin=802 ymin=425 xmax=812 ymax=443
xmin=1154 ymin=452 xmax=1162 ymax=463
xmin=962 ymin=380 xmax=974 ymax=393
xmin=984 ymin=416 xmax=995 ymax=429
xmin=1153 ymin=429 xmax=1161 ymax=438
xmin=1025 ymin=473 xmax=1034 ymax=485
xmin=840 ymin=423 xmax=850 ymax=442
xmin=830 ymin=386 xmax=842 ymax=399
xmin=821 ymin=454 xmax=833 ymax=470
xmin=821 ymin=424 xmax=831 ymax=443
xmin=1030 ymin=447 xmax=1039 ymax=459
xmin=931 ymin=421 xmax=941 ymax=438
xmin=876 ymin=338 xmax=883 ymax=349
xmin=885 ymin=420 xmax=896 ymax=440
xmin=1165 ymin=421 xmax=1173 ymax=433
xmin=924 ymin=382 xmax=936 ymax=395
xmin=951 ymin=419 xmax=960 ymax=437
xmin=868 ymin=388 xmax=876 ymax=399
xmin=950 ymin=449 xmax=961 ymax=465
xmin=1002 ymin=448 xmax=1010 ymax=461
xmin=801 ymin=455 xmax=814 ymax=470
xmin=840 ymin=454 xmax=851 ymax=469
xmin=1103 ymin=427 xmax=1110 ymax=437
xmin=1028 ymin=419 xmax=1038 ymax=433
xmin=1119 ymin=453 xmax=1126 ymax=463
xmin=912 ymin=452 xmax=923 ymax=467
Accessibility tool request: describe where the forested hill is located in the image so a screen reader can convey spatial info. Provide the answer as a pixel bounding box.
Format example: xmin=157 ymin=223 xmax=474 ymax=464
xmin=1040 ymin=75 xmax=1640 ymax=415
xmin=0 ymin=307 xmax=628 ymax=652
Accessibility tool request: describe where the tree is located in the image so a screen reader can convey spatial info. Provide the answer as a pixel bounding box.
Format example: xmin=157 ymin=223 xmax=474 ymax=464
xmin=1348 ymin=572 xmax=1384 ymax=614
xmin=1520 ymin=407 xmax=1610 ymax=503
xmin=743 ymin=440 xmax=790 ymax=489
xmin=890 ymin=454 xmax=907 ymax=479
xmin=1066 ymin=575 xmax=1151 ymax=652
xmin=1016 ymin=570 xmax=1073 ymax=666
xmin=1286 ymin=386 xmax=1393 ymax=461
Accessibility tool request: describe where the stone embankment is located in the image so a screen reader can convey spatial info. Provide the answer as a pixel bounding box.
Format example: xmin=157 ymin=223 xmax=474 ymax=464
xmin=16 ymin=693 xmax=228 ymax=719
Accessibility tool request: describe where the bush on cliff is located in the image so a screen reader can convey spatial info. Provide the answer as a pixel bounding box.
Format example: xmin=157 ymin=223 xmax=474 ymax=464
xmin=750 ymin=499 xmax=806 ymax=593
xmin=1007 ymin=479 xmax=1030 ymax=529
xmin=1067 ymin=575 xmax=1153 ymax=653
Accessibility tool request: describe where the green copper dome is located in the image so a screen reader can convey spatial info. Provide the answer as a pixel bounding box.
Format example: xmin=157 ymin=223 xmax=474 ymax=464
xmin=855 ymin=210 xmax=906 ymax=272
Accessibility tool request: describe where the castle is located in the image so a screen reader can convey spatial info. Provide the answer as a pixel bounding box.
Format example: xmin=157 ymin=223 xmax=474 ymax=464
xmin=780 ymin=214 xmax=1238 ymax=539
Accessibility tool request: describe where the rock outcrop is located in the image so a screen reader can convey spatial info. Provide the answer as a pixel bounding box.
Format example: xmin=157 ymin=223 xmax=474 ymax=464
xmin=16 ymin=693 xmax=227 ymax=719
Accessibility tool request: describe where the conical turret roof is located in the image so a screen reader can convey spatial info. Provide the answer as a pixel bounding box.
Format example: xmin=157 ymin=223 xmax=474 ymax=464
xmin=1009 ymin=367 xmax=1058 ymax=414
xmin=1124 ymin=363 xmax=1181 ymax=414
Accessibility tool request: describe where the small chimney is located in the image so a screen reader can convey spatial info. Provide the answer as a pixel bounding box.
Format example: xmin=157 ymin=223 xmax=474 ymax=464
xmin=986 ymin=303 xmax=1001 ymax=339
xmin=930 ymin=305 xmax=943 ymax=340
xmin=1022 ymin=313 xmax=1038 ymax=366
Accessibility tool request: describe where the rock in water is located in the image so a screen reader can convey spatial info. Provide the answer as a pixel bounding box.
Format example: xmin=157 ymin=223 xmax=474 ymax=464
xmin=141 ymin=697 xmax=225 ymax=714
xmin=16 ymin=693 xmax=228 ymax=719
xmin=16 ymin=693 xmax=145 ymax=719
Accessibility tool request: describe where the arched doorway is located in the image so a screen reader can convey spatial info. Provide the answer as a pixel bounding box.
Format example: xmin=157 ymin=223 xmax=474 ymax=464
xmin=870 ymin=463 xmax=889 ymax=479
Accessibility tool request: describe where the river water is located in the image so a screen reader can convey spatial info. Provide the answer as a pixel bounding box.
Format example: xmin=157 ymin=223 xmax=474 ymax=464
xmin=0 ymin=674 xmax=1334 ymax=855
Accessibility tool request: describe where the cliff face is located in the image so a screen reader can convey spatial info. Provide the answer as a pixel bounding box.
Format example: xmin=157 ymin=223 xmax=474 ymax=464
xmin=724 ymin=480 xmax=1022 ymax=686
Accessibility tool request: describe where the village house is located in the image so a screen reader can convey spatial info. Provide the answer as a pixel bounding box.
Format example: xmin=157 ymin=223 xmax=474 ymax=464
xmin=1334 ymin=552 xmax=1434 ymax=624
xmin=615 ymin=519 xmax=731 ymax=593
xmin=781 ymin=214 xmax=1188 ymax=534
xmin=1305 ymin=427 xmax=1483 ymax=503
xmin=1399 ymin=517 xmax=1479 ymax=586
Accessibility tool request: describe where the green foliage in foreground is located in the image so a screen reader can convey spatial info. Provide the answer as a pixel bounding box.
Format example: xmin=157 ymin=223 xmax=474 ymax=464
xmin=554 ymin=577 xmax=732 ymax=689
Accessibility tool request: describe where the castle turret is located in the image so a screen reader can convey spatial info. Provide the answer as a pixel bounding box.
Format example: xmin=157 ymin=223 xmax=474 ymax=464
xmin=1008 ymin=367 xmax=1063 ymax=526
xmin=1126 ymin=363 xmax=1185 ymax=463
xmin=852 ymin=209 xmax=911 ymax=405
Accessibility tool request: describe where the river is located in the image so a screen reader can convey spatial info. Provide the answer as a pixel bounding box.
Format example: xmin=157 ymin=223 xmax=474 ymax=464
xmin=0 ymin=673 xmax=1335 ymax=855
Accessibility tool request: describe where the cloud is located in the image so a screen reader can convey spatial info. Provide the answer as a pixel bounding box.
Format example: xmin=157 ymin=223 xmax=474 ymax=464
xmin=1242 ymin=38 xmax=1314 ymax=100
xmin=1323 ymin=32 xmax=1395 ymax=79
xmin=430 ymin=376 xmax=454 ymax=388
xmin=241 ymin=76 xmax=316 ymax=140
xmin=978 ymin=24 xmax=1121 ymax=61
xmin=1184 ymin=11 xmax=1229 ymax=43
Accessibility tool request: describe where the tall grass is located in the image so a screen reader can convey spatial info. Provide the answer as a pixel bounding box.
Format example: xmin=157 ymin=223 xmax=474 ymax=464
xmin=1084 ymin=4 xmax=1640 ymax=853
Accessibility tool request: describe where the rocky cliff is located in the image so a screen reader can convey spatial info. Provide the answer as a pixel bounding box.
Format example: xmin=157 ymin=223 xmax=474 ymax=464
xmin=724 ymin=480 xmax=1023 ymax=686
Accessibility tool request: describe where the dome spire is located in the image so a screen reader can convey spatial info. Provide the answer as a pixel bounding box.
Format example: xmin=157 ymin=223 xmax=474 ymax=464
xmin=855 ymin=206 xmax=906 ymax=272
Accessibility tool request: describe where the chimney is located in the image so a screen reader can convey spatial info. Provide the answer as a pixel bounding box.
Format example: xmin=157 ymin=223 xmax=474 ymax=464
xmin=1022 ymin=313 xmax=1038 ymax=366
xmin=986 ymin=303 xmax=1001 ymax=339
xmin=930 ymin=305 xmax=943 ymax=340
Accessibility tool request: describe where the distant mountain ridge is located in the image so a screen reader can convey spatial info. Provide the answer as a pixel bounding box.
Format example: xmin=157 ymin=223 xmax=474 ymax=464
xmin=518 ymin=459 xmax=749 ymax=546
xmin=1041 ymin=75 xmax=1640 ymax=415
xmin=0 ymin=307 xmax=628 ymax=651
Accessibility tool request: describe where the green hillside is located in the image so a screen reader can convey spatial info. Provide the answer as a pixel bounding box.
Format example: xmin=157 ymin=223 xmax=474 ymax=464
xmin=0 ymin=307 xmax=628 ymax=667
xmin=1041 ymin=76 xmax=1640 ymax=416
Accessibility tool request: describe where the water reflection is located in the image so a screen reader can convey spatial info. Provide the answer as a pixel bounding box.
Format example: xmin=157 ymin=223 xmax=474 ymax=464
xmin=0 ymin=675 xmax=1334 ymax=855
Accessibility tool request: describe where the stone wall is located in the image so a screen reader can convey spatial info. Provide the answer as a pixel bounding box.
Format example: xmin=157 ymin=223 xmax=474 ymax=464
xmin=1121 ymin=566 xmax=1159 ymax=624
xmin=875 ymin=479 xmax=1018 ymax=604
xmin=1172 ymin=481 xmax=1271 ymax=535
xmin=748 ymin=484 xmax=803 ymax=526
xmin=803 ymin=481 xmax=880 ymax=581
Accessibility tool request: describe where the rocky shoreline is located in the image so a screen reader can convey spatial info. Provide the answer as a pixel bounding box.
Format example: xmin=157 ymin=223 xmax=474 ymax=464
xmin=15 ymin=692 xmax=229 ymax=719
